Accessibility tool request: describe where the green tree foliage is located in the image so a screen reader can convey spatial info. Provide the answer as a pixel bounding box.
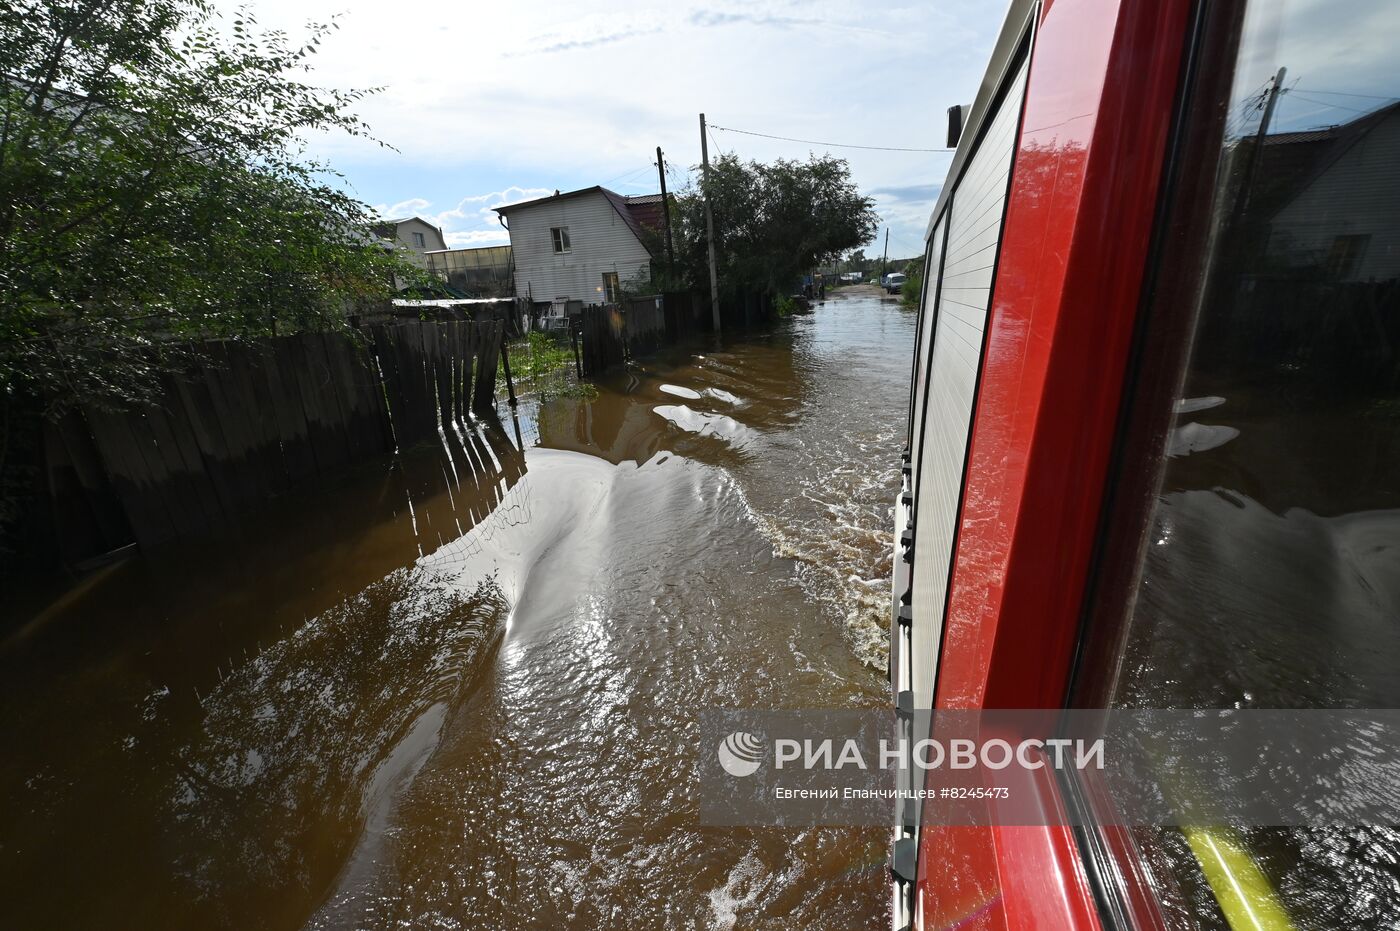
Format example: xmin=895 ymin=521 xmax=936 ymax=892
xmin=900 ymin=271 xmax=922 ymax=306
xmin=0 ymin=0 xmax=412 ymax=418
xmin=670 ymin=153 xmax=878 ymax=298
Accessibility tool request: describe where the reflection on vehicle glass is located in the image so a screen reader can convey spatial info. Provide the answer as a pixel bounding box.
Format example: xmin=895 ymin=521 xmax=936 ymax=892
xmin=1095 ymin=0 xmax=1400 ymax=928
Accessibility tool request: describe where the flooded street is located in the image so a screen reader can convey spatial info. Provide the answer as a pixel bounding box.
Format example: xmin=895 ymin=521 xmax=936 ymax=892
xmin=1 ymin=287 xmax=911 ymax=930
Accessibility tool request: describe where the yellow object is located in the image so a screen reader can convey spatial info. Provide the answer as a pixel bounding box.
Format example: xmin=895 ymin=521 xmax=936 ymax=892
xmin=1182 ymin=826 xmax=1298 ymax=931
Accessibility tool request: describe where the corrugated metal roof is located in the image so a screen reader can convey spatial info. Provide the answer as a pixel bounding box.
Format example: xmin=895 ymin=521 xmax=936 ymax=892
xmin=391 ymin=298 xmax=514 ymax=306
xmin=623 ymin=194 xmax=668 ymax=245
xmin=1264 ymin=129 xmax=1338 ymax=146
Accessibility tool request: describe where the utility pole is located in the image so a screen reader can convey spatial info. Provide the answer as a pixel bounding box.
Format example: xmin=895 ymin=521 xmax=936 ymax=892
xmin=699 ymin=113 xmax=722 ymax=333
xmin=1236 ymin=66 xmax=1287 ymax=226
xmin=880 ymin=228 xmax=889 ymax=283
xmin=656 ymin=146 xmax=676 ymax=275
xmin=1257 ymin=66 xmax=1287 ymax=142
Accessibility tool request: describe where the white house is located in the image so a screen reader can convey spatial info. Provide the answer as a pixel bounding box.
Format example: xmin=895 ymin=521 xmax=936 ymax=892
xmin=375 ymin=216 xmax=448 ymax=269
xmin=495 ymin=187 xmax=663 ymax=308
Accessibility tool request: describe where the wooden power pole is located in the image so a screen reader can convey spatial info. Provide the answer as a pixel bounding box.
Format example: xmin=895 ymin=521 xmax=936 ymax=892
xmin=656 ymin=146 xmax=675 ymax=274
xmin=700 ymin=113 xmax=722 ymax=333
xmin=880 ymin=228 xmax=889 ymax=282
xmin=1257 ymin=66 xmax=1288 ymax=143
xmin=1235 ymin=66 xmax=1287 ymax=226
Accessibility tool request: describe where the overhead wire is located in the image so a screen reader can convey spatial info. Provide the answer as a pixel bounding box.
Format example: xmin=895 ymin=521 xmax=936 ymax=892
xmin=602 ymin=164 xmax=654 ymax=186
xmin=1287 ymin=92 xmax=1372 ymax=114
xmin=708 ymin=123 xmax=952 ymax=154
xmin=1294 ymin=88 xmax=1398 ymax=101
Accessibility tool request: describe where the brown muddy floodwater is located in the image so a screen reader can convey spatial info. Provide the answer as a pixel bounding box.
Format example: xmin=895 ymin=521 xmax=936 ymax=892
xmin=0 ymin=287 xmax=912 ymax=930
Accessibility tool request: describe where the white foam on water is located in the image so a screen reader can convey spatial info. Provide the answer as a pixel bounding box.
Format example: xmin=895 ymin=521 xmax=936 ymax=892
xmin=653 ymin=404 xmax=755 ymax=444
xmin=659 ymin=383 xmax=703 ymax=400
xmin=704 ymin=388 xmax=743 ymax=406
xmin=707 ymin=852 xmax=804 ymax=930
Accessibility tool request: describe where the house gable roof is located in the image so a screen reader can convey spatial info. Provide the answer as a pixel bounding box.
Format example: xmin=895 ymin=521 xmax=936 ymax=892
xmin=1257 ymin=101 xmax=1400 ymax=220
xmin=494 ymin=186 xmax=664 ymax=256
xmin=373 ymin=216 xmax=445 ymax=244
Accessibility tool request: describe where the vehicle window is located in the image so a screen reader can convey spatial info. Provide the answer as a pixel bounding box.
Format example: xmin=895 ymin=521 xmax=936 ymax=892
xmin=1079 ymin=1 xmax=1400 ymax=928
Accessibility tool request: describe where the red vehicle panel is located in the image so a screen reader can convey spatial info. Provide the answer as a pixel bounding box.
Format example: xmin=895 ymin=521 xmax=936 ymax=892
xmin=908 ymin=0 xmax=1193 ymax=926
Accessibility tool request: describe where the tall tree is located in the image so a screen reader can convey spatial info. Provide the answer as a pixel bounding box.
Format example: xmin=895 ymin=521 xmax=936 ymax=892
xmin=669 ymin=153 xmax=878 ymax=299
xmin=0 ymin=0 xmax=418 ymax=542
xmin=0 ymin=0 xmax=411 ymax=414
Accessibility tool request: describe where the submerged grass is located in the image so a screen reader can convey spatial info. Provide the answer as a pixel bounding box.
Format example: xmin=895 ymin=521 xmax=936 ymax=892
xmin=501 ymin=331 xmax=586 ymax=401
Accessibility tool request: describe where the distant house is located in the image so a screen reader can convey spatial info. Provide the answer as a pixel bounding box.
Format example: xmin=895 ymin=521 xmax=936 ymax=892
xmin=372 ymin=216 xmax=447 ymax=268
xmin=494 ymin=187 xmax=665 ymax=309
xmin=370 ymin=216 xmax=449 ymax=292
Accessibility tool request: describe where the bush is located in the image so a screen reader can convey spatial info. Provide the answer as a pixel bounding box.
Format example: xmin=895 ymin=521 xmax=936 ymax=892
xmin=900 ymin=272 xmax=923 ymax=307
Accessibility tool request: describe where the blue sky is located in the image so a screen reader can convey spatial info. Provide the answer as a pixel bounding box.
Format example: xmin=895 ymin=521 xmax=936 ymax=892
xmin=215 ymin=1 xmax=1012 ymax=257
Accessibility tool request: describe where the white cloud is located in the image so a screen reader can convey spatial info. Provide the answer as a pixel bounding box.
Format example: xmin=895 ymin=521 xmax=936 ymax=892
xmin=377 ymin=197 xmax=432 ymax=219
xmin=375 ymin=186 xmax=555 ymax=251
xmin=211 ymin=0 xmax=1008 ymax=250
xmin=444 ymin=229 xmax=511 ymax=248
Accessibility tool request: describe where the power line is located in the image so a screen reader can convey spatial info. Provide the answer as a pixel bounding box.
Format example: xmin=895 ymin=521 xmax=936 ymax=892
xmin=1288 ymin=92 xmax=1372 ymax=114
xmin=708 ymin=123 xmax=952 ymax=153
xmin=1295 ymin=88 xmax=1398 ymax=101
xmin=706 ymin=126 xmax=731 ymax=161
xmin=602 ymin=164 xmax=654 ymax=186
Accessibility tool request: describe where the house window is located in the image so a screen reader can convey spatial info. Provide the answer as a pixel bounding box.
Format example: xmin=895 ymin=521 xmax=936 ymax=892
xmin=411 ymin=231 xmax=425 ymax=248
xmin=1326 ymin=233 xmax=1370 ymax=278
xmin=602 ymin=271 xmax=619 ymax=303
xmin=551 ymin=227 xmax=571 ymax=253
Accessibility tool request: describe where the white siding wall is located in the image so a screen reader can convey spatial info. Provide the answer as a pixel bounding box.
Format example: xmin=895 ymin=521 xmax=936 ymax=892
xmin=909 ymin=57 xmax=1028 ymax=710
xmin=506 ymin=191 xmax=653 ymax=303
xmin=394 ymin=218 xmax=447 ymax=269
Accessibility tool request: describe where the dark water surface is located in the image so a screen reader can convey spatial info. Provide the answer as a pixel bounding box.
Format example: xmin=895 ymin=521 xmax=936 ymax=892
xmin=1 ymin=288 xmax=911 ymax=929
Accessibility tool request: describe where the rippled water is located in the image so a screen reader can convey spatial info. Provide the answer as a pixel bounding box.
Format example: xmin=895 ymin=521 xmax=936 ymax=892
xmin=0 ymin=287 xmax=913 ymax=929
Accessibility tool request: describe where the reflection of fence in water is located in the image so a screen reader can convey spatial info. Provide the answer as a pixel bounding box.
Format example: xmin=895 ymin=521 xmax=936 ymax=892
xmin=421 ymin=414 xmax=536 ymax=576
xmin=40 ymin=320 xmax=506 ymax=565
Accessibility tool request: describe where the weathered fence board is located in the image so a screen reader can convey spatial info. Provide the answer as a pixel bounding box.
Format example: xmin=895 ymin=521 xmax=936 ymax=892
xmin=473 ymin=320 xmax=504 ymax=414
xmin=43 ymin=320 xmax=504 ymax=561
xmin=578 ymin=306 xmax=626 ymax=377
xmin=576 ymin=294 xmax=709 ymax=377
xmin=622 ymin=296 xmax=664 ymax=357
xmin=42 ymin=410 xmax=131 ymax=563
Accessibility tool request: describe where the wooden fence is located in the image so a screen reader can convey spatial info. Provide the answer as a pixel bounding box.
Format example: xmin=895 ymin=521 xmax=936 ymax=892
xmin=576 ymin=292 xmax=707 ymax=377
xmin=40 ymin=320 xmax=505 ymax=562
xmin=577 ymin=306 xmax=627 ymax=377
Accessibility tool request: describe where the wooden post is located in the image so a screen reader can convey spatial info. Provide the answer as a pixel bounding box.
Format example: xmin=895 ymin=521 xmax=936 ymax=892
xmin=499 ymin=323 xmax=517 ymax=407
xmin=656 ymin=145 xmax=676 ymax=273
xmin=570 ymin=317 xmax=583 ymax=378
xmin=700 ymin=113 xmax=722 ymax=334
